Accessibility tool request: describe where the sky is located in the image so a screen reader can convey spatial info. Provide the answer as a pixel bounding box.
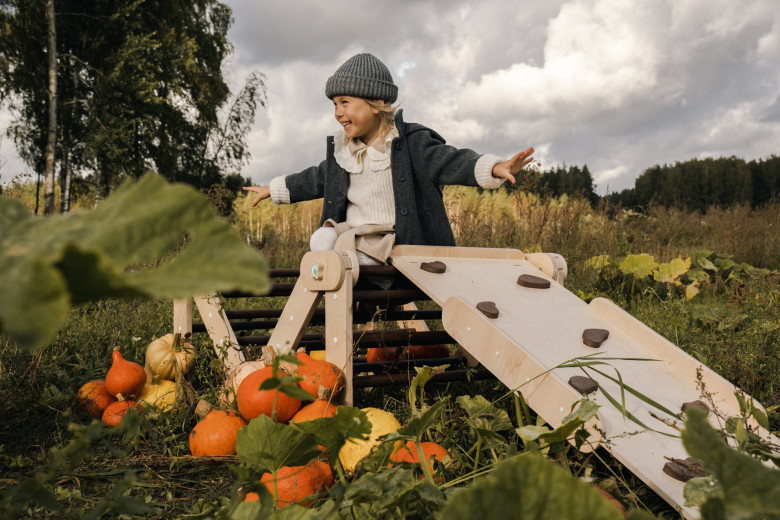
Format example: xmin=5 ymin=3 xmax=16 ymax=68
xmin=2 ymin=0 xmax=780 ymax=194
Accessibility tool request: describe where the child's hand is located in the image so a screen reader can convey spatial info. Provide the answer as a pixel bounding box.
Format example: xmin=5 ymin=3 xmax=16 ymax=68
xmin=491 ymin=147 xmax=534 ymax=184
xmin=242 ymin=186 xmax=271 ymax=207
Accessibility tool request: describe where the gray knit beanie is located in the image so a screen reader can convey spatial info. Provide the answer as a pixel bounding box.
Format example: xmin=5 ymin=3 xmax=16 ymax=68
xmin=325 ymin=53 xmax=398 ymax=103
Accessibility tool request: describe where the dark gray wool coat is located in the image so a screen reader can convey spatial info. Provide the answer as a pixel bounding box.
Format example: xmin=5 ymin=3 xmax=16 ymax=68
xmin=283 ymin=110 xmax=490 ymax=246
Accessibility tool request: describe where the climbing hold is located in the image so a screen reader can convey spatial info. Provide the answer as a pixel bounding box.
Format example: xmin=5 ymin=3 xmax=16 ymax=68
xmin=681 ymin=400 xmax=710 ymax=415
xmin=476 ymin=301 xmax=499 ymax=319
xmin=582 ymin=328 xmax=610 ymax=348
xmin=569 ymin=375 xmax=598 ymax=395
xmin=662 ymin=457 xmax=708 ymax=482
xmin=420 ymin=261 xmax=447 ymax=274
xmin=517 ymin=274 xmax=550 ymax=289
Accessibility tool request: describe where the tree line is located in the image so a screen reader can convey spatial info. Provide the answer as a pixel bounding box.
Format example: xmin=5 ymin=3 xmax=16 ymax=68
xmin=507 ymin=155 xmax=779 ymax=213
xmin=0 ymin=0 xmax=263 ymax=215
xmin=604 ymin=155 xmax=780 ymax=212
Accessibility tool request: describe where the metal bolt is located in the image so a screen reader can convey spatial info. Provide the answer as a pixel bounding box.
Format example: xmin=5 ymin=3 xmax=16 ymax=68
xmin=466 ymin=326 xmax=471 ymax=333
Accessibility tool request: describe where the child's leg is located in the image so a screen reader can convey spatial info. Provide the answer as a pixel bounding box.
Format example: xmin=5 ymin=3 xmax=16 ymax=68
xmin=309 ymin=226 xmax=339 ymax=251
xmin=309 ymin=226 xmax=381 ymax=266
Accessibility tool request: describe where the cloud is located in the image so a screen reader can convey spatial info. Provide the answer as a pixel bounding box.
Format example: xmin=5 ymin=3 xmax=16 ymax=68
xmin=2 ymin=0 xmax=779 ymax=194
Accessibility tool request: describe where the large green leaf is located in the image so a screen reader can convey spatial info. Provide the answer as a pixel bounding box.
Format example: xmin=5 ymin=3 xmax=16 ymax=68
xmin=235 ymin=415 xmax=321 ymax=474
xmin=0 ymin=174 xmax=269 ymax=351
xmin=437 ymin=454 xmax=625 ymax=520
xmin=341 ymin=467 xmax=445 ymax=518
xmin=681 ymin=409 xmax=780 ymax=518
xmin=618 ymin=253 xmax=657 ymax=279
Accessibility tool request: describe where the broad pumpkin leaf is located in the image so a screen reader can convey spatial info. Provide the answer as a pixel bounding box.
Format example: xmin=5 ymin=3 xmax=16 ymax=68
xmin=437 ymin=454 xmax=625 ymax=520
xmin=342 ymin=467 xmax=445 ymax=518
xmin=456 ymin=394 xmax=513 ymax=432
xmin=653 ymin=256 xmax=690 ymax=284
xmin=681 ymin=408 xmax=780 ymax=518
xmin=584 ymin=254 xmax=611 ymax=271
xmin=618 ymin=253 xmax=657 ymax=279
xmin=235 ymin=415 xmax=321 ymax=474
xmin=0 ymin=174 xmax=269 ymax=351
xmin=290 ymin=406 xmax=371 ymax=458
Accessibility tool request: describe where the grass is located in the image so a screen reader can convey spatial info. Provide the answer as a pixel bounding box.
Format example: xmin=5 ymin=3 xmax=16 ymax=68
xmin=1 ymin=186 xmax=779 ymax=518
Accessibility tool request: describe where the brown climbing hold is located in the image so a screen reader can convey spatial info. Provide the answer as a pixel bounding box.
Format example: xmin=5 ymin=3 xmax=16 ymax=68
xmin=662 ymin=457 xmax=708 ymax=482
xmin=517 ymin=274 xmax=551 ymax=289
xmin=476 ymin=301 xmax=499 ymax=319
xmin=420 ymin=261 xmax=446 ymax=274
xmin=569 ymin=375 xmax=598 ymax=395
xmin=681 ymin=400 xmax=710 ymax=415
xmin=582 ymin=328 xmax=610 ymax=348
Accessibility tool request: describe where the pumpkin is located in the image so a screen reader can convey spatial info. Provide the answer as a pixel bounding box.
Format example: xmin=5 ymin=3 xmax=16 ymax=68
xmin=105 ymin=348 xmax=147 ymax=399
xmin=145 ymin=333 xmax=196 ymax=381
xmin=77 ymin=380 xmax=117 ymax=418
xmin=290 ymin=399 xmax=337 ymax=423
xmin=338 ymin=407 xmax=402 ymax=473
xmin=293 ymin=352 xmax=345 ymax=401
xmin=102 ymin=400 xmax=141 ymax=427
xmin=219 ymin=360 xmax=266 ymax=406
xmin=309 ymin=350 xmax=326 ymax=361
xmin=401 ymin=344 xmax=450 ymax=360
xmin=248 ymin=459 xmax=334 ymax=507
xmin=189 ymin=400 xmax=247 ymax=457
xmin=390 ymin=441 xmax=450 ymax=476
xmin=365 ymin=347 xmax=399 ymax=363
xmin=595 ymin=487 xmax=626 ymax=515
xmin=138 ymin=376 xmax=177 ymax=412
xmin=236 ymin=366 xmax=302 ymax=423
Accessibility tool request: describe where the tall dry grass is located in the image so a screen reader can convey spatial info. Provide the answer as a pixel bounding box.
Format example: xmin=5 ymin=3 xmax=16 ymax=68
xmin=233 ymin=186 xmax=780 ymax=273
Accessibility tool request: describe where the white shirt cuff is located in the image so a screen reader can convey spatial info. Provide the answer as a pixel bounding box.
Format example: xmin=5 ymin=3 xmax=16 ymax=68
xmin=474 ymin=154 xmax=505 ymax=189
xmin=269 ymin=176 xmax=291 ymax=204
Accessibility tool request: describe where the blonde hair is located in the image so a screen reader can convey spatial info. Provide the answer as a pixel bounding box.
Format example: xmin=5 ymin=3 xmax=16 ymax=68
xmin=364 ymin=99 xmax=397 ymax=138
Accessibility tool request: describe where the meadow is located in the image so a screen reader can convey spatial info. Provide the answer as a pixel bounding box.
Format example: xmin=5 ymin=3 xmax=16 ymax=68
xmin=1 ymin=183 xmax=779 ymax=518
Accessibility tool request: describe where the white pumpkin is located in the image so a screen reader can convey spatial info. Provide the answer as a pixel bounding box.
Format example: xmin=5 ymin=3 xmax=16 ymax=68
xmin=219 ymin=360 xmax=266 ymax=406
xmin=145 ymin=333 xmax=196 ymax=381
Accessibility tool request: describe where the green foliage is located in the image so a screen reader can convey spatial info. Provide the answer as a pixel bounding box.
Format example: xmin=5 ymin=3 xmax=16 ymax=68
xmin=291 ymin=407 xmax=372 ymax=464
xmin=682 ymin=409 xmax=780 ymax=518
xmin=0 ymin=174 xmax=269 ymax=350
xmin=340 ymin=467 xmax=446 ymax=519
xmin=583 ymin=249 xmax=768 ymax=301
xmin=235 ymin=416 xmax=321 ymax=474
xmin=0 ymin=0 xmax=264 ymax=204
xmin=437 ymin=454 xmax=626 ymax=520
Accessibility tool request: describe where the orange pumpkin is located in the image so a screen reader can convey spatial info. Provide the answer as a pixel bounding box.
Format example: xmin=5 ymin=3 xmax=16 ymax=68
xmin=189 ymin=401 xmax=247 ymax=457
xmin=290 ymin=399 xmax=337 ymax=423
xmin=390 ymin=441 xmax=450 ymax=475
xmin=77 ymin=380 xmax=117 ymax=418
xmin=236 ymin=366 xmax=302 ymax=423
xmin=294 ymin=352 xmax=345 ymax=400
xmin=105 ymin=348 xmax=147 ymax=399
xmin=219 ymin=360 xmax=266 ymax=406
xmin=401 ymin=344 xmax=450 ymax=360
xmin=102 ymin=400 xmax=141 ymax=427
xmin=365 ymin=347 xmax=399 ymax=363
xmin=254 ymin=459 xmax=334 ymax=507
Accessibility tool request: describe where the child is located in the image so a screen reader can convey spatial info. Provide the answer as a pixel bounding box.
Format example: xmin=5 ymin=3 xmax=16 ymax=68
xmin=243 ymin=52 xmax=534 ymax=267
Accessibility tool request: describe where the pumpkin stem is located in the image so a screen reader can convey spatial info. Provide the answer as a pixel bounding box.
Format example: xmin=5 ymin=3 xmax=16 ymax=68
xmin=172 ymin=332 xmax=182 ymax=352
xmin=116 ymin=393 xmax=126 ymax=402
xmin=195 ymin=399 xmax=213 ymax=420
xmin=151 ymin=374 xmax=161 ymax=385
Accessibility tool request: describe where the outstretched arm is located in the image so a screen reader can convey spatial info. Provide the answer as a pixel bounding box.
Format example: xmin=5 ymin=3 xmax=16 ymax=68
xmin=242 ymin=185 xmax=270 ymax=207
xmin=491 ymin=147 xmax=534 ymax=184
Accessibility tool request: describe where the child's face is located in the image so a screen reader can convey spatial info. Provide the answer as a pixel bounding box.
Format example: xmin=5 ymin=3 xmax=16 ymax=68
xmin=333 ymin=96 xmax=382 ymax=144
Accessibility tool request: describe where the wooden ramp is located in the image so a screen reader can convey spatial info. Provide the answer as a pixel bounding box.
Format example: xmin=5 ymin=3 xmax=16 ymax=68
xmin=389 ymin=245 xmax=774 ymax=520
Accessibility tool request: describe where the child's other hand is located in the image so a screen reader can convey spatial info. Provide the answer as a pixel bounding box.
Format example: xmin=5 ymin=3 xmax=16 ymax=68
xmin=491 ymin=147 xmax=534 ymax=184
xmin=242 ymin=185 xmax=271 ymax=207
